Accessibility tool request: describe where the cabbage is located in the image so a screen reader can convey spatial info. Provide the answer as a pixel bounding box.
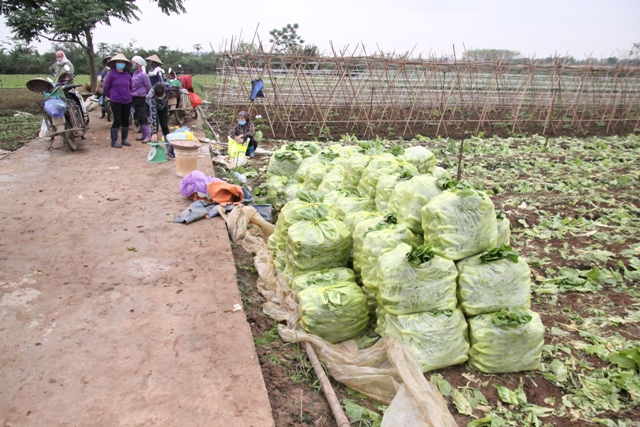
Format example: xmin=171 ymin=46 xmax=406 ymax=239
xmin=456 ymin=245 xmax=532 ymax=316
xmin=382 ymin=310 xmax=469 ymax=372
xmin=267 ymin=149 xmax=303 ymax=178
xmin=357 ymin=154 xmax=399 ymax=198
xmin=343 ymin=154 xmax=371 ymax=191
xmin=294 ymin=155 xmax=323 ymax=183
xmin=298 ymin=281 xmax=370 ymax=343
xmin=267 ymin=175 xmax=292 ymax=210
xmin=285 ymin=216 xmax=351 ymax=276
xmin=317 ymin=167 xmax=346 ymax=195
xmin=403 ymin=146 xmax=436 ymax=174
xmin=432 ymin=166 xmax=450 ymax=180
xmin=468 ymin=308 xmax=544 ymax=373
xmin=270 ymin=194 xmax=335 ymax=271
xmin=374 ymin=166 xmax=415 ymax=214
xmin=360 ymin=222 xmax=419 ymax=309
xmin=421 ymin=188 xmax=498 ymax=260
xmin=351 ymin=215 xmax=385 ymax=277
xmin=304 ymin=163 xmax=332 ymax=190
xmin=377 ymin=243 xmax=458 ymax=315
xmin=388 ymin=175 xmax=441 ymax=235
xmin=284 ymin=182 xmax=305 ymax=204
xmin=334 ymin=192 xmax=376 ymax=220
xmin=343 ymin=211 xmax=380 ymax=234
xmin=290 ymin=267 xmax=357 ymax=293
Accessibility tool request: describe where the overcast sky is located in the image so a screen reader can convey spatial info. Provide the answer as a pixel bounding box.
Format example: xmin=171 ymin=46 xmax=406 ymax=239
xmin=1 ymin=0 xmax=639 ymax=59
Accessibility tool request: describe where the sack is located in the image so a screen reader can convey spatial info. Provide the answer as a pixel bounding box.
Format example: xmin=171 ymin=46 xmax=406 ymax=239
xmin=421 ymin=188 xmax=498 ymax=260
xmin=189 ymin=92 xmax=202 ymax=108
xmin=228 ymin=135 xmax=248 ymax=161
xmin=44 ymin=97 xmax=66 ymax=118
xmin=382 ymin=309 xmax=470 ymax=372
xmin=377 ymin=243 xmax=458 ymax=315
xmin=456 ymin=245 xmax=532 ymax=316
xmin=298 ymin=281 xmax=369 ymax=343
xmin=468 ymin=308 xmax=544 ymax=373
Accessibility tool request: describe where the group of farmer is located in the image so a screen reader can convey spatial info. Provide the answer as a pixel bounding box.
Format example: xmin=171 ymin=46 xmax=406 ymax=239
xmin=99 ymin=53 xmax=173 ymax=153
xmin=51 ymin=50 xmax=259 ymax=158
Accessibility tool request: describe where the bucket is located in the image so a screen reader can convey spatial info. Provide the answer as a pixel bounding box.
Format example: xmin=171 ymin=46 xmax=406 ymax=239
xmin=171 ymin=140 xmax=201 ymax=177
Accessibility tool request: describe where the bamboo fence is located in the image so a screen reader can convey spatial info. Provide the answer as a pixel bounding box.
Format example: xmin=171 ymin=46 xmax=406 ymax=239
xmin=203 ymin=42 xmax=640 ymax=140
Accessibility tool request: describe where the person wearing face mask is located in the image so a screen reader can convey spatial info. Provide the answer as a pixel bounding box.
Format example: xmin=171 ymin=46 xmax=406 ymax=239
xmin=228 ymin=111 xmax=257 ymax=157
xmin=49 ymin=50 xmax=75 ymax=80
xmin=146 ymin=82 xmax=175 ymax=159
xmin=102 ymin=53 xmax=133 ymax=148
xmin=130 ymin=55 xmax=152 ymax=142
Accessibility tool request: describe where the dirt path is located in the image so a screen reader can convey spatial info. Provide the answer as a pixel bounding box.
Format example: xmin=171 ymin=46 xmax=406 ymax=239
xmin=0 ymin=109 xmax=275 ymax=427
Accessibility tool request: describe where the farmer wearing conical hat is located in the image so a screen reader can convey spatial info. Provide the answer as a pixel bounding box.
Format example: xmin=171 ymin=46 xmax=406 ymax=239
xmin=103 ymin=53 xmax=133 ymax=148
xmin=146 ymin=54 xmax=165 ymax=86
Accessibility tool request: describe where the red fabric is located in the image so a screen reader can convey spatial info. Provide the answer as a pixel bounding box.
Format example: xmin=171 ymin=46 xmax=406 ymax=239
xmin=190 ymin=92 xmax=202 ymax=108
xmin=206 ymin=181 xmax=244 ymax=206
xmin=178 ymin=75 xmax=193 ymax=92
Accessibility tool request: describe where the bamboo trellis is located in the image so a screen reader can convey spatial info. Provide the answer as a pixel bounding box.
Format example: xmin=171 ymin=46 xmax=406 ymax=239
xmin=204 ymin=42 xmax=640 ymax=140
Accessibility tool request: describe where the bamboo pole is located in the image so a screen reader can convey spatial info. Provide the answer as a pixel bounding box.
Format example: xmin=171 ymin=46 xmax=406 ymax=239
xmin=305 ymin=343 xmax=350 ymax=427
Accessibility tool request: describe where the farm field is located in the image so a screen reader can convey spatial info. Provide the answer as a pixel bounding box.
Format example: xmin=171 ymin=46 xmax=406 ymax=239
xmin=227 ymin=134 xmax=640 ymax=427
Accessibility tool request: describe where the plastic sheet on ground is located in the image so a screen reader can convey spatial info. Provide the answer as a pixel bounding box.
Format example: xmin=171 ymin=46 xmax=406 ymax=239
xmin=219 ymin=204 xmax=458 ymax=427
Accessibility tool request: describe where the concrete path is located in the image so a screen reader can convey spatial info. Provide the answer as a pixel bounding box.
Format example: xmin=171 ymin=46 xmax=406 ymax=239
xmin=0 ymin=110 xmax=274 ymax=427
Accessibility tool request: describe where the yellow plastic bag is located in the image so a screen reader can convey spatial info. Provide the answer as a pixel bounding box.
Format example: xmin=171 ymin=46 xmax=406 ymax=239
xmin=228 ymin=136 xmax=248 ymax=166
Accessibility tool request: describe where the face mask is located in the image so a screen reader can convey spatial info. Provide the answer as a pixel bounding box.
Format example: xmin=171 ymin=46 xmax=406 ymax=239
xmin=116 ymin=63 xmax=126 ymax=70
xmin=132 ymin=64 xmax=138 ymax=70
xmin=238 ymin=120 xmax=246 ymax=126
xmin=56 ymin=58 xmax=64 ymax=64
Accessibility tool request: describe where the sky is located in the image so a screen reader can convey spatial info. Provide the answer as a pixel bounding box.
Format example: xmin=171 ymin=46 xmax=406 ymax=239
xmin=1 ymin=0 xmax=639 ymax=59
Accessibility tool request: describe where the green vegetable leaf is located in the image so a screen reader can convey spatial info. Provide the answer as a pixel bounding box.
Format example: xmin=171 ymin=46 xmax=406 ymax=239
xmin=609 ymin=348 xmax=640 ymax=371
xmin=479 ymin=244 xmax=520 ymax=264
xmin=407 ymin=243 xmax=436 ymax=266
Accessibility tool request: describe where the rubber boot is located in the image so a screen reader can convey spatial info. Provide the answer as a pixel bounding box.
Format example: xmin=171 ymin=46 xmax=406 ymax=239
xmin=111 ymin=128 xmax=121 ymax=148
xmin=121 ymin=127 xmax=131 ymax=146
xmin=247 ymin=145 xmax=255 ymax=158
xmin=100 ymin=107 xmax=106 ymax=119
xmin=137 ymin=125 xmax=150 ymax=142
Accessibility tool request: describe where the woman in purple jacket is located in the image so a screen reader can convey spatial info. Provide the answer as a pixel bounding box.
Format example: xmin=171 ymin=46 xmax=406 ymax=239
xmin=130 ymin=55 xmax=152 ymax=142
xmin=103 ymin=53 xmax=133 ymax=148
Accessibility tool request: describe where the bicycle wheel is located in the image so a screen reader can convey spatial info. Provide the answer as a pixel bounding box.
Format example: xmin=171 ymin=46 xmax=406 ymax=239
xmin=61 ymin=123 xmax=77 ymax=151
xmin=173 ymin=110 xmax=185 ymax=125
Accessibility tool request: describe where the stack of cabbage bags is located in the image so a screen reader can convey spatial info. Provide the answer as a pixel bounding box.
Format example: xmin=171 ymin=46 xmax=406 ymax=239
xmin=457 ymin=244 xmax=543 ymax=373
xmin=376 ymin=243 xmax=469 ymax=371
xmin=265 ymin=139 xmax=542 ymax=374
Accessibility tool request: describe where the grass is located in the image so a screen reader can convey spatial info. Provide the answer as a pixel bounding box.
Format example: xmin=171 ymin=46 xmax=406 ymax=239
xmin=0 ymin=111 xmax=42 ymax=151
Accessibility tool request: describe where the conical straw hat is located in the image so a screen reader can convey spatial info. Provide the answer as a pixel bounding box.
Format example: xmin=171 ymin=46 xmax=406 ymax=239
xmin=107 ymin=53 xmax=132 ymax=69
xmin=145 ymin=54 xmax=163 ymax=65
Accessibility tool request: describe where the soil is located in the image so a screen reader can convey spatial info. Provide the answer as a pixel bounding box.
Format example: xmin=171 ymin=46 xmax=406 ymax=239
xmin=226 ymin=135 xmax=639 ymax=426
